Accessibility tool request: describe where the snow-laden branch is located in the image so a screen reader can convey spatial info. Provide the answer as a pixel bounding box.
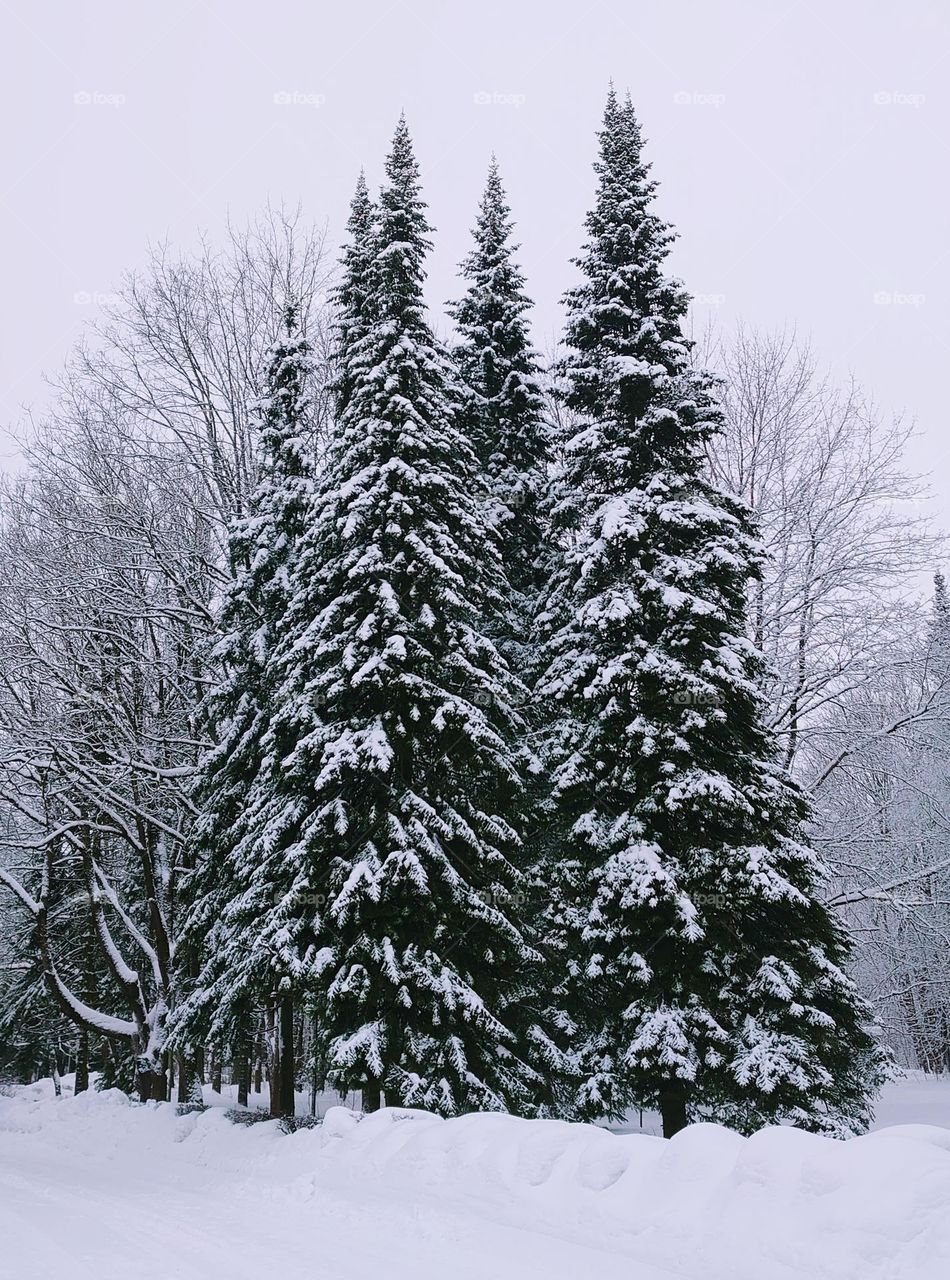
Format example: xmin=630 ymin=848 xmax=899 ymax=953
xmin=94 ymin=861 xmax=164 ymax=993
xmin=42 ymin=968 xmax=139 ymax=1040
xmin=0 ymin=864 xmax=41 ymax=916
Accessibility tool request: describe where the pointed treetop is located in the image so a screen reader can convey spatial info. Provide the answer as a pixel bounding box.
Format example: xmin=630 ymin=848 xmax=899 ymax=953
xmin=935 ymin=570 xmax=948 ymax=615
xmin=386 ymin=113 xmax=417 ymax=179
xmin=381 ymin=113 xmax=424 ymax=205
xmin=374 ymin=116 xmax=433 ymax=300
xmin=280 ymin=296 xmax=300 ymax=335
xmin=351 ymin=167 xmax=369 ymax=204
xmin=448 ymin=153 xmax=549 ymax=635
xmin=333 ymin=171 xmax=379 ymax=418
xmin=562 ymin=86 xmax=688 ymax=446
xmin=933 ymin=571 xmax=950 ymax=648
xmin=471 ymin=155 xmax=515 ymax=255
xmin=345 ymin=169 xmax=376 ymax=242
xmin=256 ymin=296 xmax=312 ymax=468
xmin=593 ymin=83 xmax=650 ymax=195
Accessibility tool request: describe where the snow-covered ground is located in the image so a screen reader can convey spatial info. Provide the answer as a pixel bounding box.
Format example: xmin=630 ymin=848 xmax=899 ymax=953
xmin=2 ymin=1076 xmax=950 ymax=1280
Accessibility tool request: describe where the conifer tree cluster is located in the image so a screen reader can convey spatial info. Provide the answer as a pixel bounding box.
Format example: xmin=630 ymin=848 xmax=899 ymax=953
xmin=175 ymin=94 xmax=889 ymax=1135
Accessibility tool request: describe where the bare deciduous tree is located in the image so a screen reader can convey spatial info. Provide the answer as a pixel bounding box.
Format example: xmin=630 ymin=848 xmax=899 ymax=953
xmin=0 ymin=209 xmax=332 ymax=1099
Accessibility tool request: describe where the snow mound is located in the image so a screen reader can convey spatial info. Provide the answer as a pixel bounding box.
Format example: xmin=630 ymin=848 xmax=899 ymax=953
xmin=2 ymin=1089 xmax=950 ymax=1279
xmin=316 ymin=1106 xmax=950 ymax=1278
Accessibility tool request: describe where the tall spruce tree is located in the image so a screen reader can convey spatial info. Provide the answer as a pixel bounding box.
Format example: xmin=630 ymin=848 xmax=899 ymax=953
xmin=171 ymin=305 xmax=316 ymax=1113
xmin=269 ymin=118 xmax=562 ymax=1116
xmin=538 ymin=88 xmax=888 ymax=1137
xmin=448 ymin=158 xmax=550 ymax=662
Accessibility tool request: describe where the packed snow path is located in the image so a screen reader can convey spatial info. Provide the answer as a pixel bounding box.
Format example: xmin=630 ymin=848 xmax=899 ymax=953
xmin=3 ymin=1079 xmax=950 ymax=1279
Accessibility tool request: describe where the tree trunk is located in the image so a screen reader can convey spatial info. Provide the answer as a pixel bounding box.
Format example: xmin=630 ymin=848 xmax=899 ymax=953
xmin=660 ymin=1083 xmax=688 ymax=1138
xmin=176 ymin=1054 xmax=191 ymax=1104
xmin=136 ymin=1067 xmax=152 ymax=1101
xmin=308 ymin=1010 xmax=326 ymax=1100
xmin=211 ymin=1047 xmax=222 ymax=1095
xmin=74 ymin=1029 xmax=90 ymax=1095
xmin=234 ymin=1022 xmax=251 ymax=1108
xmin=279 ymin=995 xmax=295 ymax=1117
xmin=362 ymin=1082 xmax=382 ymax=1113
xmin=136 ymin=1065 xmax=167 ymax=1103
xmin=266 ymin=1006 xmax=281 ymax=1116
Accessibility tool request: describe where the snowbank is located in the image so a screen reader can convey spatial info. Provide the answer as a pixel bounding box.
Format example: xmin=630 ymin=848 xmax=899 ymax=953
xmin=310 ymin=1106 xmax=950 ymax=1279
xmin=2 ymin=1086 xmax=950 ymax=1279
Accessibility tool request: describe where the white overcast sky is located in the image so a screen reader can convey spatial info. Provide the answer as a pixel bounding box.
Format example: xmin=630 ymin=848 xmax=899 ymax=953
xmin=1 ymin=0 xmax=948 ymax=530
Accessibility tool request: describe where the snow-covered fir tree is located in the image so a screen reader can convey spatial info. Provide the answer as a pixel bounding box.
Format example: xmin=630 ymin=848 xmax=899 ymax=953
xmin=270 ymin=118 xmax=563 ymax=1116
xmin=171 ymin=305 xmax=316 ymax=1111
xmin=537 ymin=88 xmax=889 ymax=1137
xmin=448 ymin=158 xmax=550 ymax=664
